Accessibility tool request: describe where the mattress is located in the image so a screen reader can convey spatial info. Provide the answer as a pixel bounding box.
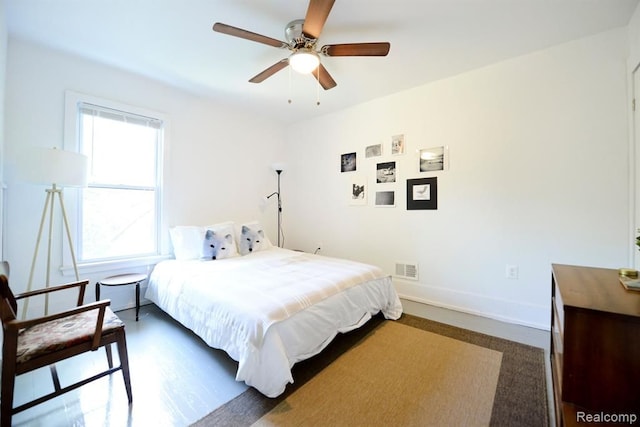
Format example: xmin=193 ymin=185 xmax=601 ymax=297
xmin=145 ymin=247 xmax=403 ymax=397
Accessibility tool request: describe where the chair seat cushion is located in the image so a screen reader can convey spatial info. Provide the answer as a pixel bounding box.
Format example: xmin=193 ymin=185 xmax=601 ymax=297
xmin=17 ymin=307 xmax=124 ymax=364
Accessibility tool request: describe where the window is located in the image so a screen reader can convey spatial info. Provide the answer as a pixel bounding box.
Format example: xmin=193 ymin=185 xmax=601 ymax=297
xmin=64 ymin=92 xmax=167 ymax=270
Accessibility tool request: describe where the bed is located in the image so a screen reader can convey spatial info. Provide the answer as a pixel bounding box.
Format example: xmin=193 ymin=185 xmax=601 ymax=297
xmin=145 ymin=225 xmax=402 ymax=397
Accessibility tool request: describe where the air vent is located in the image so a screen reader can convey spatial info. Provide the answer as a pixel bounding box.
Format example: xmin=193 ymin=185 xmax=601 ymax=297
xmin=395 ymin=262 xmax=418 ymax=280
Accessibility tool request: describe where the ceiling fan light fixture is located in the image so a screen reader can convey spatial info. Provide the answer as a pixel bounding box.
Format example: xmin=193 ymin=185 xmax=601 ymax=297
xmin=289 ymin=49 xmax=320 ymax=74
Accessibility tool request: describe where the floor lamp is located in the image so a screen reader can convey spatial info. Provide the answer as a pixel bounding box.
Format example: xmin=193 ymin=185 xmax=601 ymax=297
xmin=265 ymin=163 xmax=284 ymax=247
xmin=21 ymin=147 xmax=88 ymax=318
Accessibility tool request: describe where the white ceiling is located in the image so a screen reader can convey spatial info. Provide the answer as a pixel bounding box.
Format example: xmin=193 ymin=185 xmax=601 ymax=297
xmin=5 ymin=0 xmax=639 ymax=123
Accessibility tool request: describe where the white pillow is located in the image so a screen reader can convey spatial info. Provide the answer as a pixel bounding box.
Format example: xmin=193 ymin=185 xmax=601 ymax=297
xmin=235 ymin=221 xmax=272 ymax=255
xmin=169 ymin=222 xmax=238 ymax=260
xmin=202 ymin=222 xmax=238 ymax=260
xmin=169 ymin=226 xmax=205 ymax=260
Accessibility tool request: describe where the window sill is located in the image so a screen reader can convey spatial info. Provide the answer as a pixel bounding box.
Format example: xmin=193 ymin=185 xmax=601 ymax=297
xmin=60 ymin=254 xmax=172 ymax=277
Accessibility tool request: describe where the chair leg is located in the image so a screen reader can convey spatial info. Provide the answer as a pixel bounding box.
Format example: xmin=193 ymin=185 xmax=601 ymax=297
xmin=50 ymin=364 xmax=61 ymax=392
xmin=105 ymin=343 xmax=114 ymax=369
xmin=1 ymin=356 xmax=16 ymax=427
xmin=116 ymin=329 xmax=133 ymax=404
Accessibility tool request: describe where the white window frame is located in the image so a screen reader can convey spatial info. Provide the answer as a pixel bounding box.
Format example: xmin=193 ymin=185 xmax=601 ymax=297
xmin=62 ymin=91 xmax=171 ymax=275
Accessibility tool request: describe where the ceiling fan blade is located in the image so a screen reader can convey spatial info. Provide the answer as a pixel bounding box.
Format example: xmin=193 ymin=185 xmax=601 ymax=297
xmin=322 ymin=42 xmax=391 ymax=56
xmin=249 ymin=59 xmax=289 ymax=83
xmin=213 ymin=22 xmax=287 ymax=48
xmin=302 ymin=0 xmax=335 ymax=39
xmin=312 ymin=64 xmax=337 ymax=90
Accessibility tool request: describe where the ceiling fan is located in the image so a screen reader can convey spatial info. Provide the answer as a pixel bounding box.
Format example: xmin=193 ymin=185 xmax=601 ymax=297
xmin=212 ymin=0 xmax=390 ymax=90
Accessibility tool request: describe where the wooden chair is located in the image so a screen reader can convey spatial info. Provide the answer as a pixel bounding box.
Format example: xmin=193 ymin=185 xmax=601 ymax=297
xmin=0 ymin=271 xmax=132 ymax=426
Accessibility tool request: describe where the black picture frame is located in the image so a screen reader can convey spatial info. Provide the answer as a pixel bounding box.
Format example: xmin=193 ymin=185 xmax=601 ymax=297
xmin=407 ymin=177 xmax=437 ymax=210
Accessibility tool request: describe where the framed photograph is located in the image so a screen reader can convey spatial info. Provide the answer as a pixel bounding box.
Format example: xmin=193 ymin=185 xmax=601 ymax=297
xmin=376 ymin=161 xmax=396 ymax=183
xmin=392 ymin=134 xmax=405 ymax=155
xmin=419 ymin=146 xmax=447 ymax=172
xmin=375 ymin=190 xmax=395 ymax=207
xmin=407 ymin=177 xmax=437 ymax=210
xmin=341 ymin=152 xmax=357 ymax=172
xmin=365 ymin=143 xmax=383 ymax=158
xmin=349 ymin=176 xmax=367 ymax=206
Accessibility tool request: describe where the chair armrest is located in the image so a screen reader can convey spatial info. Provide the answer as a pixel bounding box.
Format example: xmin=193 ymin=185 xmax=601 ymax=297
xmin=15 ymin=279 xmax=89 ymax=307
xmin=5 ymin=299 xmax=110 ymax=331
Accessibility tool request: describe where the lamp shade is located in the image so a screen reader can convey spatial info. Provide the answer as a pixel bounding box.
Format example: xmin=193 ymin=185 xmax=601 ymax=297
xmin=20 ymin=147 xmax=88 ymax=187
xmin=271 ymin=162 xmax=286 ymax=173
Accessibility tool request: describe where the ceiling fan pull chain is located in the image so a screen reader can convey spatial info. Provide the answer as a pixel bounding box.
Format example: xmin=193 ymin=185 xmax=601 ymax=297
xmin=316 ymin=66 xmax=320 ymax=106
xmin=288 ymin=64 xmax=293 ymax=104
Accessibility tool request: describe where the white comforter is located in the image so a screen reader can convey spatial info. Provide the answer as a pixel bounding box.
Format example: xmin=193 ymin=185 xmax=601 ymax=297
xmin=145 ymin=247 xmax=402 ymax=397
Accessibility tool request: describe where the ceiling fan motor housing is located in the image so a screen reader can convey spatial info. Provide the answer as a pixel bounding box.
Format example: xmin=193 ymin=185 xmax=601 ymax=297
xmin=285 ymin=19 xmax=314 ymax=49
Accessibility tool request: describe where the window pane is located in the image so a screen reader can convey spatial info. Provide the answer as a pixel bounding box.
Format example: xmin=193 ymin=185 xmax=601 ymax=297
xmin=81 ymin=187 xmax=156 ymax=260
xmin=81 ymin=113 xmax=158 ymax=186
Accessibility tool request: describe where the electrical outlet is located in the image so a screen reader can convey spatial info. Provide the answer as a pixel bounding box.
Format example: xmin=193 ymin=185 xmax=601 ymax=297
xmin=505 ymin=264 xmax=519 ymax=279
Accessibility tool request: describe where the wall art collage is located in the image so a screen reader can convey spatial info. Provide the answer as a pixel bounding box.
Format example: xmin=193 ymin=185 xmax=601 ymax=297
xmin=341 ymin=134 xmax=447 ymax=210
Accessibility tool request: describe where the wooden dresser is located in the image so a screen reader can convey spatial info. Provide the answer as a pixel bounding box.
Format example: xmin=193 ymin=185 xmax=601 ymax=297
xmin=551 ymin=264 xmax=640 ymax=426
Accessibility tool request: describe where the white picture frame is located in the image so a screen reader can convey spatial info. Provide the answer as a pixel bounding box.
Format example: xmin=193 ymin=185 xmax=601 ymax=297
xmin=391 ymin=134 xmax=405 ymax=155
xmin=375 ymin=190 xmax=395 ymax=207
xmin=349 ymin=175 xmax=367 ymax=206
xmin=376 ymin=161 xmax=397 ymax=183
xmin=365 ymin=143 xmax=383 ymax=158
xmin=419 ymin=146 xmax=448 ymax=172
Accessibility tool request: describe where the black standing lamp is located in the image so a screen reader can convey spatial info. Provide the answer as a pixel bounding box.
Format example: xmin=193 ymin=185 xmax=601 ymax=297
xmin=266 ymin=163 xmax=285 ymax=247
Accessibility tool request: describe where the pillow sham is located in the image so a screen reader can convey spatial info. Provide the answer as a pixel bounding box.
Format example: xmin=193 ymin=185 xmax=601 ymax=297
xmin=235 ymin=221 xmax=272 ymax=255
xmin=169 ymin=226 xmax=204 ymax=260
xmin=169 ymin=221 xmax=238 ymax=260
xmin=202 ymin=222 xmax=238 ymax=260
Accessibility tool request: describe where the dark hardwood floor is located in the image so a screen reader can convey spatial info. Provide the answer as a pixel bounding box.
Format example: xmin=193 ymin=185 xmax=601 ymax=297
xmin=11 ymin=304 xmax=248 ymax=427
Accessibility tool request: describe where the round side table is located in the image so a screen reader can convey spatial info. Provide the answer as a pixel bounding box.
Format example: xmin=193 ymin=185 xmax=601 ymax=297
xmin=96 ymin=273 xmax=147 ymax=321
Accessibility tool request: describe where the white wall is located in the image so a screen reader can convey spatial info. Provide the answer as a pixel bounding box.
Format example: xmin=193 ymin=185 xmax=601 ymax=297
xmin=4 ymin=39 xmax=285 ymax=313
xmin=0 ymin=0 xmax=7 ymax=260
xmin=2 ymin=25 xmax=633 ymax=329
xmin=628 ymin=3 xmax=640 ymax=270
xmin=283 ymin=28 xmax=631 ymax=329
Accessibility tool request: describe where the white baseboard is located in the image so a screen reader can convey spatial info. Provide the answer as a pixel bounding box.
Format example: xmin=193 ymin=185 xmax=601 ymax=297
xmin=395 ymin=280 xmax=550 ymax=331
